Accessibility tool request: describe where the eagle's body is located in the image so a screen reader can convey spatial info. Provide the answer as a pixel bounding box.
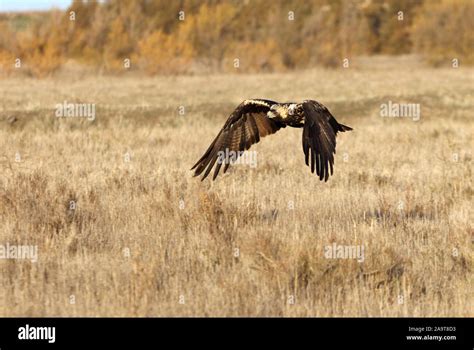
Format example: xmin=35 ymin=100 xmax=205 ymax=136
xmin=192 ymin=99 xmax=352 ymax=181
xmin=268 ymin=103 xmax=305 ymax=127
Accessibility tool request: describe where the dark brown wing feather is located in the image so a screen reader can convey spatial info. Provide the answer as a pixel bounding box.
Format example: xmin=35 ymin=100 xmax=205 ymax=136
xmin=302 ymin=100 xmax=352 ymax=181
xmin=192 ymin=100 xmax=282 ymax=180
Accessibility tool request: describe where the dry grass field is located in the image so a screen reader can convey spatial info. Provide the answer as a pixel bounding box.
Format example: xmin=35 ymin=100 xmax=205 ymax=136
xmin=0 ymin=62 xmax=473 ymax=316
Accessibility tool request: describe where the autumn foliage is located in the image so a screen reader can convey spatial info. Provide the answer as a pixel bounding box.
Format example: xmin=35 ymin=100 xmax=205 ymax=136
xmin=411 ymin=0 xmax=474 ymax=66
xmin=0 ymin=0 xmax=472 ymax=77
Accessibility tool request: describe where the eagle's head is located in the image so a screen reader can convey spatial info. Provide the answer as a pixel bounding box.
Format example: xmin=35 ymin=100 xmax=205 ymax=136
xmin=268 ymin=103 xmax=303 ymax=119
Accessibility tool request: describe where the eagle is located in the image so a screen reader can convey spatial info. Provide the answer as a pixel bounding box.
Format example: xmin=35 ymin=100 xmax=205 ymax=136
xmin=191 ymin=99 xmax=352 ymax=181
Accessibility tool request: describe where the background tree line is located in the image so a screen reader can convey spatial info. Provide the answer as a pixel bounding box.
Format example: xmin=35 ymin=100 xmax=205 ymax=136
xmin=0 ymin=0 xmax=472 ymax=77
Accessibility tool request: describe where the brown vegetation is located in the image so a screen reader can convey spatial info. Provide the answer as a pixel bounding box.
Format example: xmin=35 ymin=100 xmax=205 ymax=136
xmin=0 ymin=60 xmax=472 ymax=316
xmin=0 ymin=0 xmax=473 ymax=77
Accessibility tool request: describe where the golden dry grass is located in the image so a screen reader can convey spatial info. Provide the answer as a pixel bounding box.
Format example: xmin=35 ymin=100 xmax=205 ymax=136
xmin=0 ymin=63 xmax=473 ymax=316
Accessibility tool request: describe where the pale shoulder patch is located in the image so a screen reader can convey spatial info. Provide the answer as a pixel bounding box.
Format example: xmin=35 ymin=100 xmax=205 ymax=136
xmin=242 ymin=99 xmax=272 ymax=108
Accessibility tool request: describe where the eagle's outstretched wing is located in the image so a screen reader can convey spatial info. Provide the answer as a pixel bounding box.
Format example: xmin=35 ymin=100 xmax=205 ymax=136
xmin=191 ymin=99 xmax=284 ymax=180
xmin=302 ymin=100 xmax=352 ymax=181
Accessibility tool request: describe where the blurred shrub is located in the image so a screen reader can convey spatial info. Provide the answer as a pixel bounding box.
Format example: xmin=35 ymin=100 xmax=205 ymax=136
xmin=0 ymin=23 xmax=16 ymax=76
xmin=103 ymin=17 xmax=133 ymax=72
xmin=0 ymin=0 xmax=472 ymax=76
xmin=411 ymin=0 xmax=474 ymax=66
xmin=135 ymin=30 xmax=195 ymax=75
xmin=15 ymin=18 xmax=65 ymax=77
xmin=0 ymin=12 xmax=66 ymax=77
xmin=186 ymin=2 xmax=237 ymax=70
xmin=223 ymin=39 xmax=286 ymax=73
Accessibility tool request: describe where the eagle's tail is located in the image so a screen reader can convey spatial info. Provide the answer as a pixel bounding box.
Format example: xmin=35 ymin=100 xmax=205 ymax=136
xmin=338 ymin=123 xmax=353 ymax=132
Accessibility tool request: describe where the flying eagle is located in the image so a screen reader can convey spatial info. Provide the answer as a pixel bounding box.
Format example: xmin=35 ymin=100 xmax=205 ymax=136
xmin=191 ymin=99 xmax=352 ymax=181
